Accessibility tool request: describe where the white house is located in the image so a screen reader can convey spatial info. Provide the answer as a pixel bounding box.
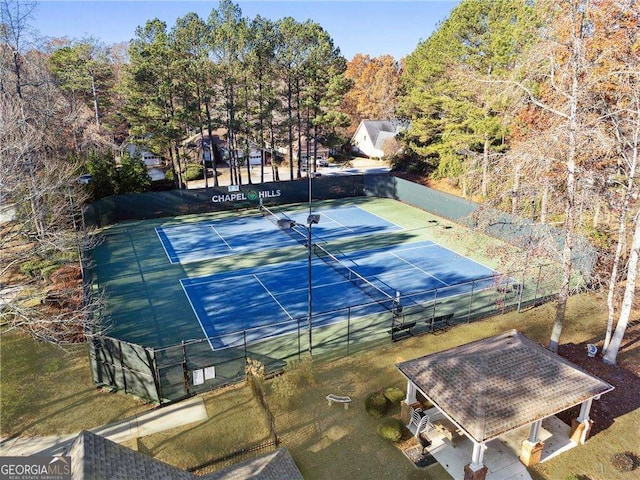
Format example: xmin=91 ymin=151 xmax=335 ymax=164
xmin=121 ymin=144 xmax=166 ymax=181
xmin=351 ymin=120 xmax=406 ymax=159
xmin=123 ymin=144 xmax=164 ymax=167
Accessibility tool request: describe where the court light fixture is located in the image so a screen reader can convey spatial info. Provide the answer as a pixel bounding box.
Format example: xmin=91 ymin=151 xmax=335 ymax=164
xmin=277 ymin=218 xmax=296 ymax=229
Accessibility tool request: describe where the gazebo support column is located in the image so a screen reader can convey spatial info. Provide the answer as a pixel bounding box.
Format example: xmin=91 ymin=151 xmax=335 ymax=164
xmin=401 ymin=381 xmax=420 ymax=424
xmin=520 ymin=420 xmax=545 ymax=466
xmin=570 ymin=398 xmax=594 ymax=444
xmin=464 ymin=442 xmax=488 ymax=480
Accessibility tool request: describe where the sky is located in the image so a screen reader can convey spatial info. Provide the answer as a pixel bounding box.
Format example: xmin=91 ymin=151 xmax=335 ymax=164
xmin=32 ymin=1 xmax=460 ymax=60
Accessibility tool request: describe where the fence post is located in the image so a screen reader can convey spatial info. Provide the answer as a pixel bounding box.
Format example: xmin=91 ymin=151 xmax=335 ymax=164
xmin=181 ymin=341 xmax=190 ymax=397
xmin=430 ymin=290 xmax=439 ymax=329
xmin=347 ymin=308 xmax=351 ymax=356
xmin=243 ymin=331 xmax=247 ymax=361
xmin=297 ymin=319 xmax=301 ymax=359
xmin=118 ymin=341 xmax=128 ymax=394
xmin=534 ymin=264 xmax=543 ymax=302
xmin=151 ymin=348 xmax=164 ymax=405
xmin=467 ymin=280 xmax=476 ymax=323
xmin=517 ymin=265 xmax=526 ymax=313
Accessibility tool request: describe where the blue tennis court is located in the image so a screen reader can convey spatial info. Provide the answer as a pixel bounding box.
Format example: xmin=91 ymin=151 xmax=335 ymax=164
xmin=181 ymin=240 xmax=504 ymax=349
xmin=333 ymin=240 xmax=502 ymax=306
xmin=181 ymin=259 xmax=391 ymax=349
xmin=156 ymin=205 xmax=402 ymax=264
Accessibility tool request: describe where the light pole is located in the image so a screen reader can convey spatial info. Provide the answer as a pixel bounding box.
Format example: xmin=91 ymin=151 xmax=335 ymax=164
xmin=278 ymin=213 xmax=320 ymax=356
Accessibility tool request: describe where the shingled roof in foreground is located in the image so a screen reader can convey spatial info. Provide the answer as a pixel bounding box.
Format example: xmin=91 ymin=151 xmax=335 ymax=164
xmin=396 ymin=329 xmax=614 ymax=443
xmin=67 ymin=430 xmax=302 ymax=480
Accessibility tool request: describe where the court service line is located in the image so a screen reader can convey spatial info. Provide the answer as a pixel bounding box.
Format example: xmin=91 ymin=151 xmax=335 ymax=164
xmin=390 ymin=251 xmax=452 ymax=287
xmin=252 ymin=274 xmax=295 ymax=321
xmin=154 ymin=227 xmax=179 ymax=264
xmin=395 ymin=241 xmax=499 ymax=274
xmin=179 ymin=279 xmax=216 ymax=351
xmin=210 ymin=225 xmax=233 ymax=250
xmin=352 ymin=206 xmax=405 ymax=231
xmin=320 ymin=211 xmax=355 ymax=232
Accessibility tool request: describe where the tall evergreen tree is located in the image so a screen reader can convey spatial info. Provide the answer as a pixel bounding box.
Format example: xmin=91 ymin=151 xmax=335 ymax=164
xmin=399 ymin=0 xmax=537 ymax=191
xmin=48 ymin=39 xmax=114 ymax=127
xmin=208 ymin=0 xmax=249 ymax=185
xmin=123 ymin=19 xmax=185 ymax=188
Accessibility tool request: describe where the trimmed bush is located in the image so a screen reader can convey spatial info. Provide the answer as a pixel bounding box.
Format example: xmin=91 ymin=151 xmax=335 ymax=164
xmin=365 ymin=391 xmax=389 ymax=418
xmin=376 ymin=417 xmax=404 ymax=442
xmin=383 ymin=386 xmax=405 ymax=405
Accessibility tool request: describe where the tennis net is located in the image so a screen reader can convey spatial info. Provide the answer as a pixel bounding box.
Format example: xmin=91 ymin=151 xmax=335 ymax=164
xmin=259 ymin=204 xmax=307 ymax=244
xmin=313 ymin=243 xmax=394 ymax=311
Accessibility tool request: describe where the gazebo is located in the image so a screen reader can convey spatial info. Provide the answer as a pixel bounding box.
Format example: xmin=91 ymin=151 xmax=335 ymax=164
xmin=396 ymin=330 xmax=613 ymax=480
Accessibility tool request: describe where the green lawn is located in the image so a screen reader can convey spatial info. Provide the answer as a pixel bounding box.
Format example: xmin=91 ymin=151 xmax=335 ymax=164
xmin=107 ymin=293 xmax=640 ymax=480
xmin=2 ymin=293 xmax=637 ymax=480
xmin=0 ymin=331 xmax=150 ymax=438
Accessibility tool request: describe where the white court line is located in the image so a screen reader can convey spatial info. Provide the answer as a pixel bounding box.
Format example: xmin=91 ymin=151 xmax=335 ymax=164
xmin=390 ymin=251 xmax=452 ymax=287
xmin=179 ymin=279 xmax=216 ymax=351
xmin=155 ymin=227 xmax=179 ymax=265
xmin=183 ymin=261 xmax=306 ymax=288
xmin=351 ymin=205 xmax=405 ymax=231
xmin=253 ymin=274 xmax=295 ymax=321
xmin=210 ymin=225 xmax=233 ymax=250
xmin=394 ymin=241 xmax=500 ymax=275
xmin=320 ymin=210 xmax=355 ymax=232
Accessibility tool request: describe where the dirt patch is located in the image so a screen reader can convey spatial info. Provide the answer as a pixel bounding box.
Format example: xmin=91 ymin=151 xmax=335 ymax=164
xmin=556 ymin=320 xmax=640 ymax=436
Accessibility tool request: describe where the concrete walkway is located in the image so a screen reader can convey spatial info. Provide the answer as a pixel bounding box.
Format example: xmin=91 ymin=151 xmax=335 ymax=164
xmin=0 ymin=396 xmax=208 ymax=457
xmin=415 ymin=413 xmax=575 ymax=480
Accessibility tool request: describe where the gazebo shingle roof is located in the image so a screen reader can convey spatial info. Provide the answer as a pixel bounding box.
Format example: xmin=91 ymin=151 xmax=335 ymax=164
xmin=396 ymin=330 xmax=613 ymax=443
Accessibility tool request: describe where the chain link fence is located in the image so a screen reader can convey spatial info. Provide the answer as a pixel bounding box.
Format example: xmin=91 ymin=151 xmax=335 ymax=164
xmin=87 ymin=174 xmax=594 ymax=403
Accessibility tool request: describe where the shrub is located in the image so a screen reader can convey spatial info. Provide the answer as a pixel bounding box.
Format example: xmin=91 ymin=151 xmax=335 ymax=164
xmin=41 ymin=264 xmax=63 ymax=281
xmin=183 ymin=164 xmax=204 ymax=181
xmin=376 ymin=417 xmax=404 ymax=442
xmin=611 ymin=451 xmax=638 ymax=472
xmin=286 ymin=355 xmax=315 ymax=387
xmin=383 ymin=386 xmax=405 ymax=405
xmin=365 ymin=391 xmax=389 ymax=418
xmin=269 ymin=374 xmax=297 ymax=410
xmin=19 ymin=259 xmax=58 ymax=279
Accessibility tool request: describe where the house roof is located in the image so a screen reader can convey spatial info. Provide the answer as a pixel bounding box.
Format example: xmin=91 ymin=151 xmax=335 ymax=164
xmin=66 ymin=431 xmax=303 ymax=480
xmin=204 ymin=447 xmax=304 ymax=480
xmin=373 ymin=130 xmax=397 ymax=150
xmin=69 ymin=430 xmax=192 ymax=480
xmin=293 ymin=136 xmax=329 ymax=153
xmin=359 ymin=120 xmax=405 ymax=144
xmin=396 ymin=330 xmax=614 ymax=443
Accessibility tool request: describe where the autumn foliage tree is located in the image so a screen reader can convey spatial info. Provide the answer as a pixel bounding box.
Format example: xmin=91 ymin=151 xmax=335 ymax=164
xmin=343 ymin=54 xmax=402 ymax=133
